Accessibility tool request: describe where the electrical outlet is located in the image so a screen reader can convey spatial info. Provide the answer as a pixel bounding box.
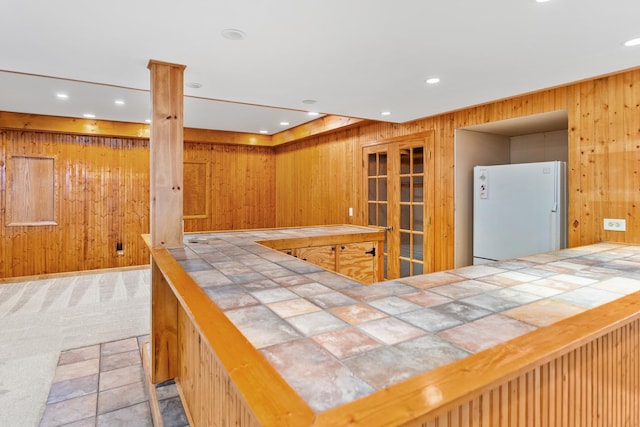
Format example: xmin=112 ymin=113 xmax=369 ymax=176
xmin=603 ymin=218 xmax=626 ymax=231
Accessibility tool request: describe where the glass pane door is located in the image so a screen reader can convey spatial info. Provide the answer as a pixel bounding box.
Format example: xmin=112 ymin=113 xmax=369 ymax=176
xmin=366 ymin=147 xmax=389 ymax=278
xmin=398 ymin=145 xmax=425 ymax=277
xmin=364 ymin=133 xmax=432 ymax=280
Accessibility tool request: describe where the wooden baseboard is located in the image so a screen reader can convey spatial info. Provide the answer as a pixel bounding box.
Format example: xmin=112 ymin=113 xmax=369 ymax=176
xmin=0 ymin=264 xmax=150 ymax=285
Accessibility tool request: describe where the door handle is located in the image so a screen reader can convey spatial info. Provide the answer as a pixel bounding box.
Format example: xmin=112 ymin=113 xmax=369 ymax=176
xmin=384 ymin=226 xmax=393 ymax=231
xmin=365 ymin=248 xmax=376 ymax=256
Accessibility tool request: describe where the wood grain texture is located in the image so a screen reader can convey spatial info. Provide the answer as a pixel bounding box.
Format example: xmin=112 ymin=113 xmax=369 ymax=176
xmin=183 ymin=142 xmax=276 ymax=231
xmin=148 ymin=60 xmax=185 ymax=249
xmin=275 ymin=67 xmax=640 ymax=272
xmin=2 ymin=67 xmax=640 ymax=277
xmin=0 ymin=130 xmax=151 ymax=277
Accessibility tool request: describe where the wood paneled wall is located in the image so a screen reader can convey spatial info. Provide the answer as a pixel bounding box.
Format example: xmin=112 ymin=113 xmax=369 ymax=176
xmin=275 ymin=68 xmax=640 ymax=271
xmin=413 ymin=318 xmax=640 ymax=427
xmin=0 ymin=128 xmax=276 ymax=278
xmin=1 ymin=67 xmax=638 ymax=277
xmin=0 ymin=130 xmax=150 ymax=277
xmin=183 ymin=142 xmax=275 ymax=231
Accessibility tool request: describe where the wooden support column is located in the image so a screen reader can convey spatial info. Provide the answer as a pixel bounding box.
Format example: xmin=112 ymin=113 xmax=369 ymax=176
xmin=148 ymin=60 xmax=186 ymax=384
xmin=148 ymin=59 xmax=186 ymax=249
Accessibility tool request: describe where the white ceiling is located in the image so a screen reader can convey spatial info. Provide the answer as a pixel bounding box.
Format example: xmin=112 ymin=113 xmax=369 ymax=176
xmin=1 ymin=0 xmax=639 ymax=135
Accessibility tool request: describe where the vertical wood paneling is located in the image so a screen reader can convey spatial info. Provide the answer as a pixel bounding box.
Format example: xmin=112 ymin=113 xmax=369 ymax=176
xmin=410 ymin=318 xmax=640 ymax=427
xmin=183 ymin=142 xmax=275 ymax=231
xmin=176 ymin=304 xmax=262 ymax=427
xmin=0 ymin=130 xmax=276 ymax=278
xmin=0 ymin=130 xmax=151 ymax=277
xmin=275 ymin=67 xmax=640 ymax=273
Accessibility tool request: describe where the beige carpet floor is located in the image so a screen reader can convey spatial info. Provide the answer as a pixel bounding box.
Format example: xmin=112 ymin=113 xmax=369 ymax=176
xmin=0 ymin=267 xmax=151 ymax=427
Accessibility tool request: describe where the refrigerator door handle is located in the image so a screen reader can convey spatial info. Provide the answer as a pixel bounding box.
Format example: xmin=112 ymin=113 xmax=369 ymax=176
xmin=551 ymin=202 xmax=558 ymax=213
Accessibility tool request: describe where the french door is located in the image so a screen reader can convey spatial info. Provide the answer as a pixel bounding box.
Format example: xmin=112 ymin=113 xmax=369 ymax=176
xmin=364 ymin=132 xmax=434 ymax=279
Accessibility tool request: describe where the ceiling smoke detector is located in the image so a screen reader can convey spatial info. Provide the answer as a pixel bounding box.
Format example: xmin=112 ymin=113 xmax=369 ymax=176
xmin=221 ymin=29 xmax=246 ymax=40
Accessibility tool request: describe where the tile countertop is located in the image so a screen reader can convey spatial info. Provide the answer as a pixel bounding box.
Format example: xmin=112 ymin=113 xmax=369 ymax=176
xmin=168 ymin=227 xmax=640 ymax=413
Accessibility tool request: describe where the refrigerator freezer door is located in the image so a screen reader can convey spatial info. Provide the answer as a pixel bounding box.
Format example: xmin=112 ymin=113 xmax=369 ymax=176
xmin=473 ymin=161 xmax=565 ymax=263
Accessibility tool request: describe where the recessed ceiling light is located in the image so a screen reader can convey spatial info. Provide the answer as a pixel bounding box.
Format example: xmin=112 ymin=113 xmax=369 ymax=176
xmin=624 ymin=37 xmax=640 ymax=47
xmin=221 ymin=28 xmax=246 ymax=40
xmin=145 ymin=119 xmax=151 ymax=124
xmin=114 ymin=99 xmax=125 ymax=106
xmin=83 ymin=113 xmax=96 ymax=119
xmin=302 ymin=99 xmax=317 ymax=105
xmin=279 ymin=121 xmax=290 ymax=126
xmin=426 ymin=77 xmax=440 ymax=84
xmin=307 ymin=111 xmax=320 ymax=116
xmin=536 ymin=0 xmax=551 ymax=3
xmin=381 ymin=111 xmax=391 ymax=116
xmin=259 ymin=130 xmax=269 ymax=134
xmin=56 ymin=93 xmax=69 ymax=99
xmin=186 ymin=82 xmax=202 ymax=89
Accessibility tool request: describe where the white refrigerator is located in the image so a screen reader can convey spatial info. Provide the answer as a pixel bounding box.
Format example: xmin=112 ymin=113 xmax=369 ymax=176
xmin=473 ymin=161 xmax=567 ymax=264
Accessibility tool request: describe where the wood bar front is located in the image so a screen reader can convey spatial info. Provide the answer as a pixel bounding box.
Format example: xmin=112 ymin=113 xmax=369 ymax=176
xmin=147 ymin=229 xmax=640 ymax=426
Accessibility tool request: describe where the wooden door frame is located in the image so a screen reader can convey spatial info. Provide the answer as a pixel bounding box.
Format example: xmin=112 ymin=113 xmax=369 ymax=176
xmin=361 ymin=131 xmax=435 ymax=277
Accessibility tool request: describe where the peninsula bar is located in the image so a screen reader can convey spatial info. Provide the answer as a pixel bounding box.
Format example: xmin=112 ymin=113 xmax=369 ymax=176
xmin=146 ymin=225 xmax=640 ymax=426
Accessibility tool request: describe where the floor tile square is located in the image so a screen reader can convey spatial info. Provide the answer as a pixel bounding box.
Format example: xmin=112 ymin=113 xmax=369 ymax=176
xmin=225 ymin=305 xmax=301 ymax=348
xmin=329 ymin=303 xmax=387 ymax=325
xmin=286 ymin=311 xmax=347 ymax=336
xmin=307 ymin=291 xmax=358 ymax=309
xmin=96 ymin=401 xmax=152 ymax=427
xmin=53 ymin=358 xmax=100 ymax=382
xmin=261 ymin=338 xmax=374 ymax=412
xmin=100 ymin=349 xmax=141 ymax=372
xmin=397 ymin=307 xmax=463 ymax=333
xmin=431 ymin=280 xmax=501 ymax=299
xmin=437 ymin=314 xmax=537 ymax=353
xmin=40 ymin=393 xmax=97 ymax=426
xmin=592 ymin=276 xmax=640 ymax=295
xmin=47 ymin=374 xmax=98 ymax=404
xmin=101 ymin=337 xmax=139 ymax=356
xmin=368 ymin=296 xmax=422 ymax=315
xmin=58 ymin=345 xmax=100 ymax=366
xmin=429 ymin=301 xmax=493 ymax=322
xmin=503 ymin=299 xmax=586 ymax=327
xmin=251 ymin=287 xmax=298 ymax=304
xmin=99 ymin=364 xmax=144 ymax=392
xmin=398 ymin=271 xmax=465 ymax=288
xmin=97 ymin=381 xmax=148 ymax=415
xmin=312 ymin=327 xmax=382 ymax=359
xmin=552 ymin=287 xmax=622 ymax=309
xmin=399 ymin=290 xmax=452 ymax=307
xmin=267 ymin=298 xmax=322 ymax=318
xmin=288 ymin=282 xmax=332 ymax=297
xmin=358 ymin=317 xmax=426 ymax=345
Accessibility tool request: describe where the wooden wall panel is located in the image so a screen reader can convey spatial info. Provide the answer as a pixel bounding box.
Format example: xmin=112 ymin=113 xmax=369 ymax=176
xmin=0 ymin=130 xmax=150 ymax=278
xmin=183 ymin=142 xmax=275 ymax=231
xmin=0 ymin=129 xmax=276 ymax=278
xmin=275 ymin=68 xmax=640 ymax=272
xmin=411 ymin=318 xmax=640 ymax=427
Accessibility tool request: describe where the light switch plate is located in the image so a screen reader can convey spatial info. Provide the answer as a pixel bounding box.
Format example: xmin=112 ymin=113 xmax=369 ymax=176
xmin=604 ymin=218 xmax=626 ymax=231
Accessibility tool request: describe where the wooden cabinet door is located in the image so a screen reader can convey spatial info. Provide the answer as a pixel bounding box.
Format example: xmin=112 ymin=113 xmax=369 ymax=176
xmin=294 ymin=245 xmax=336 ymax=272
xmin=337 ymin=242 xmax=378 ymax=284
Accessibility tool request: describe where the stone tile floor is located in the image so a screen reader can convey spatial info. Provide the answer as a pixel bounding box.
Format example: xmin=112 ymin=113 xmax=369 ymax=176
xmin=39 ymin=335 xmax=189 ymax=427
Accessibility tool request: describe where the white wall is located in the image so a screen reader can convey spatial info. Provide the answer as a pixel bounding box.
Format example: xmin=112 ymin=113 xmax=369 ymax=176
xmin=454 ymin=130 xmax=510 ymax=268
xmin=511 ymin=130 xmax=568 ymax=163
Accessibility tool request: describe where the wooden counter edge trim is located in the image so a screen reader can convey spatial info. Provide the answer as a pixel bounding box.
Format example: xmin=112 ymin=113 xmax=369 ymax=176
xmin=149 ymin=246 xmax=316 ymax=426
xmin=315 ymin=290 xmax=640 ymax=427
xmin=257 ymin=231 xmax=385 ymax=250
